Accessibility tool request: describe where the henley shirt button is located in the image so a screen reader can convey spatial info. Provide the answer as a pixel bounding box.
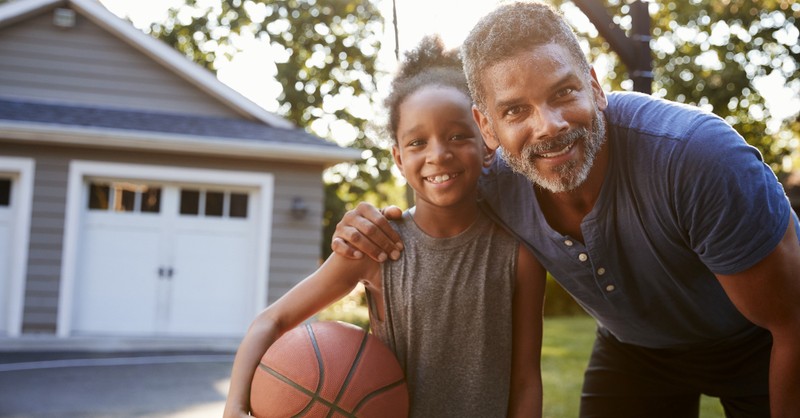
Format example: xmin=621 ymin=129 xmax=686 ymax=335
xmin=606 ymin=284 xmax=615 ymax=292
xmin=564 ymin=239 xmax=574 ymax=246
xmin=597 ymin=267 xmax=606 ymax=275
xmin=578 ymin=253 xmax=588 ymax=262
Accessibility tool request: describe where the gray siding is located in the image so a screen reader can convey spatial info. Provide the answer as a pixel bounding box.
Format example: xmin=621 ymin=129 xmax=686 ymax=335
xmin=1 ymin=142 xmax=324 ymax=334
xmin=0 ymin=9 xmax=240 ymax=117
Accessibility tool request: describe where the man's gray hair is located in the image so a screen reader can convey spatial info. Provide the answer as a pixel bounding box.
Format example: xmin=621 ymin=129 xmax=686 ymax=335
xmin=462 ymin=1 xmax=591 ymax=112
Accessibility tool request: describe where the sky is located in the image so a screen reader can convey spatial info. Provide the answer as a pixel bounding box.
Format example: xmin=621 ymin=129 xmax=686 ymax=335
xmin=98 ymin=0 xmax=798 ymax=137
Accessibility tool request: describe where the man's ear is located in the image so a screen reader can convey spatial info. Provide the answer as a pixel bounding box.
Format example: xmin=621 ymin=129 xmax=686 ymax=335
xmin=472 ymin=105 xmax=499 ymax=152
xmin=482 ymin=142 xmax=497 ymax=168
xmin=589 ymin=67 xmax=608 ymax=111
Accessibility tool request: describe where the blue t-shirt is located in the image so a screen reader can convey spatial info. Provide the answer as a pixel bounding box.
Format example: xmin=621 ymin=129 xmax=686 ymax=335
xmin=479 ymin=91 xmax=798 ymax=348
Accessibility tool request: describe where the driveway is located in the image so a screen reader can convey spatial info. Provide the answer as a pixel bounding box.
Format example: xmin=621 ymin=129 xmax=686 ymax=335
xmin=0 ymin=350 xmax=235 ymax=417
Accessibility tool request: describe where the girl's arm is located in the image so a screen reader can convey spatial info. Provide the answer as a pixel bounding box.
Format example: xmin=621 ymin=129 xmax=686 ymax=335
xmin=507 ymin=245 xmax=546 ymax=418
xmin=223 ymin=254 xmax=379 ymax=418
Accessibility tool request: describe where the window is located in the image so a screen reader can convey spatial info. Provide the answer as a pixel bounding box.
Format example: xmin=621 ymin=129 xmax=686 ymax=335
xmin=0 ymin=178 xmax=12 ymax=207
xmin=180 ymin=189 xmax=200 ymax=215
xmin=205 ymin=191 xmax=224 ymax=217
xmin=179 ymin=188 xmax=249 ymax=219
xmin=88 ymin=181 xmax=161 ymax=213
xmin=230 ymin=193 xmax=248 ymax=218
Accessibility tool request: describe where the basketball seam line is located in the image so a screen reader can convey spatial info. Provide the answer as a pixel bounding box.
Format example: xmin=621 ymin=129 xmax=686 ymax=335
xmin=259 ymin=365 xmax=355 ymax=417
xmin=352 ymin=378 xmax=407 ymax=414
xmin=326 ymin=330 xmax=370 ymax=418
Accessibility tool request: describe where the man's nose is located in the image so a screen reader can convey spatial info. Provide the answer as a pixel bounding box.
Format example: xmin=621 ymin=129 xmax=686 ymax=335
xmin=533 ymin=107 xmax=569 ymax=140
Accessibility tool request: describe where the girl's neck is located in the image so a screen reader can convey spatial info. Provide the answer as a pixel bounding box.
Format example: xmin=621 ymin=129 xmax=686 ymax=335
xmin=409 ymin=202 xmax=480 ymax=238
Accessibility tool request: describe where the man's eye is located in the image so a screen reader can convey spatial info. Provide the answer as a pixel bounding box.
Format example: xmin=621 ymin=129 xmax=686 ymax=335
xmin=556 ymin=87 xmax=575 ymax=98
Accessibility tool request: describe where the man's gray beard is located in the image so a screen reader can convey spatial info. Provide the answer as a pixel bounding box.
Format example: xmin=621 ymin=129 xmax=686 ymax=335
xmin=502 ymin=109 xmax=606 ymax=193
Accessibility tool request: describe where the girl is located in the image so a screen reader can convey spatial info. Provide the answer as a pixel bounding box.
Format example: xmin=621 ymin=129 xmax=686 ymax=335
xmin=224 ymin=35 xmax=546 ymax=418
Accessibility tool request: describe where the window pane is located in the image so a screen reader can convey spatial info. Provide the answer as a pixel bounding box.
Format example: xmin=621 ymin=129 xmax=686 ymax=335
xmin=88 ymin=183 xmax=110 ymax=210
xmin=117 ymin=188 xmax=136 ymax=212
xmin=180 ymin=189 xmax=200 ymax=215
xmin=0 ymin=178 xmax=10 ymax=206
xmin=206 ymin=191 xmax=224 ymax=217
xmin=230 ymin=193 xmax=248 ymax=218
xmin=140 ymin=187 xmax=161 ymax=213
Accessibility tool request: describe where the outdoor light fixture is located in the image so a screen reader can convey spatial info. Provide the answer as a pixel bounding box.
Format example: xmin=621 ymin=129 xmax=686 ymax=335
xmin=290 ymin=196 xmax=308 ymax=220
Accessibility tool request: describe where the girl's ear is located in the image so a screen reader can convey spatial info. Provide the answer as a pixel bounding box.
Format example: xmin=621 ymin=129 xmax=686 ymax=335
xmin=473 ymin=105 xmax=499 ymax=151
xmin=391 ymin=145 xmax=404 ymax=175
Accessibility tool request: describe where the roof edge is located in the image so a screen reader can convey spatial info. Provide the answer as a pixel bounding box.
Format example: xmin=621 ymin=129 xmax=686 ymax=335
xmin=0 ymin=0 xmax=62 ymax=28
xmin=67 ymin=0 xmax=295 ymax=129
xmin=0 ymin=122 xmax=362 ymax=166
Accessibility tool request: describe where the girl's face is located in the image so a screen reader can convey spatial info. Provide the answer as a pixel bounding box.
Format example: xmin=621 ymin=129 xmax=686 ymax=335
xmin=392 ymin=85 xmax=487 ymax=212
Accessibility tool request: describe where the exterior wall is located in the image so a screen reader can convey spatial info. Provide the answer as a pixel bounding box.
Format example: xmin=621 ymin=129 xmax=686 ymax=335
xmin=0 ymin=8 xmax=239 ymax=118
xmin=0 ymin=141 xmax=324 ymax=334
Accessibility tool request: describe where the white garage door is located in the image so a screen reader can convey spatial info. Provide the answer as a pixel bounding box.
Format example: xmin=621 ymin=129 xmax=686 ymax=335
xmin=62 ymin=162 xmax=273 ymax=338
xmin=0 ymin=177 xmax=13 ymax=335
xmin=0 ymin=157 xmax=34 ymax=337
xmin=73 ymin=181 xmax=258 ymax=337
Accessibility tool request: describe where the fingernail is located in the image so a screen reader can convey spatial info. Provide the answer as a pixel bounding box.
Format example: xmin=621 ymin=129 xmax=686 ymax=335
xmin=395 ymin=242 xmax=404 ymax=250
xmin=378 ymin=253 xmax=388 ymax=262
xmin=390 ymin=250 xmax=400 ymax=260
xmin=353 ymin=251 xmax=363 ymax=259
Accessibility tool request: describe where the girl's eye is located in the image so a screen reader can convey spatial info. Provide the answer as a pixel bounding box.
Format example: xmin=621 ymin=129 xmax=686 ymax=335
xmin=408 ymin=139 xmax=425 ymax=147
xmin=450 ymin=134 xmax=467 ymax=141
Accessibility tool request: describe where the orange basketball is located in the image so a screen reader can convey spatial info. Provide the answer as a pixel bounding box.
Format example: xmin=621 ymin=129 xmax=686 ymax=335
xmin=250 ymin=320 xmax=409 ymax=418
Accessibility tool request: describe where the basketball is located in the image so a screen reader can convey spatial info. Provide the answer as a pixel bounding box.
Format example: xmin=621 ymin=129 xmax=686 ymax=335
xmin=250 ymin=320 xmax=409 ymax=418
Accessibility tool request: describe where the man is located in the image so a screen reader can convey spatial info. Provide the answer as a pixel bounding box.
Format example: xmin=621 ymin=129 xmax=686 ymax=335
xmin=332 ymin=2 xmax=800 ymax=417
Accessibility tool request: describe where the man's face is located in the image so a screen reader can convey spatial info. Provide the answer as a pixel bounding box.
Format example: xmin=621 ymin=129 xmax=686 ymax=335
xmin=473 ymin=43 xmax=608 ymax=193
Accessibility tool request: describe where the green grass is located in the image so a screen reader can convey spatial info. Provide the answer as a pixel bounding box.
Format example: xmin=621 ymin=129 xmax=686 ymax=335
xmin=542 ymin=316 xmax=726 ymax=418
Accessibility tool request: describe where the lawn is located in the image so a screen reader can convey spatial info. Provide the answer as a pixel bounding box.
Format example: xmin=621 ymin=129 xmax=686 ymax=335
xmin=542 ymin=316 xmax=726 ymax=418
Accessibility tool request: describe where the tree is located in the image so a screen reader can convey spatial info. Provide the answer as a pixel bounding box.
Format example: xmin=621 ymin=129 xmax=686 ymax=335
xmin=558 ymin=0 xmax=799 ymax=171
xmin=148 ymin=0 xmax=400 ymax=258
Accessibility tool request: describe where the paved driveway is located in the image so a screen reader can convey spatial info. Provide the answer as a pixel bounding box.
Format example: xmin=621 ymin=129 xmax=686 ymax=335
xmin=0 ymin=351 xmax=235 ymax=418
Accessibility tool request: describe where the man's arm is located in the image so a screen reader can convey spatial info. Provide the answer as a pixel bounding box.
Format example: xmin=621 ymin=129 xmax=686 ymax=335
xmin=331 ymin=202 xmax=405 ymax=262
xmin=716 ymin=214 xmax=800 ymax=418
xmin=508 ymin=245 xmax=546 ymax=417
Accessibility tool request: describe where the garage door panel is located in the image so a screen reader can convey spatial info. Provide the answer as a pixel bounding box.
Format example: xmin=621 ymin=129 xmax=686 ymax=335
xmin=0 ymin=215 xmax=10 ymax=333
xmin=168 ymin=231 xmax=253 ymax=336
xmin=73 ymin=227 xmax=161 ymax=335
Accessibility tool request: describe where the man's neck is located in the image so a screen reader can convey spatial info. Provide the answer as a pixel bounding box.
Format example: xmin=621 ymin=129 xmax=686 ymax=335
xmin=535 ymin=140 xmax=610 ymax=242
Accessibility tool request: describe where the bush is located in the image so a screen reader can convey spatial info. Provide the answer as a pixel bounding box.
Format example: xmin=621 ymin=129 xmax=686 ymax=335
xmin=543 ymin=274 xmax=587 ymax=317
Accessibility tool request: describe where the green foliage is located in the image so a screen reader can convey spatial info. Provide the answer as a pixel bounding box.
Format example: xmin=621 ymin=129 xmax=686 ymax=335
xmin=149 ymin=0 xmax=398 ymax=256
xmin=544 ymin=274 xmax=587 ymax=317
xmin=557 ymin=0 xmax=800 ymax=172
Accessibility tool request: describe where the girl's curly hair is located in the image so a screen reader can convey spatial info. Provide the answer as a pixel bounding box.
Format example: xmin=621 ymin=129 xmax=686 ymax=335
xmin=384 ymin=35 xmax=470 ymax=143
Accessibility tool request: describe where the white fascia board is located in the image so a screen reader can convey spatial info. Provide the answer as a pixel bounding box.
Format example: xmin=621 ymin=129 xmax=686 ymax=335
xmin=68 ymin=0 xmax=295 ymax=129
xmin=0 ymin=122 xmax=362 ymax=165
xmin=0 ymin=0 xmax=61 ymax=28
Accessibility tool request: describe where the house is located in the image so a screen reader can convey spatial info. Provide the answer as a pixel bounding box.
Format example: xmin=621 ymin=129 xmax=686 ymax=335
xmin=0 ymin=0 xmax=360 ymax=346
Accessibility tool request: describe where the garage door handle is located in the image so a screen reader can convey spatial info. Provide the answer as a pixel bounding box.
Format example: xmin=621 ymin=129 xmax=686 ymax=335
xmin=158 ymin=267 xmax=174 ymax=278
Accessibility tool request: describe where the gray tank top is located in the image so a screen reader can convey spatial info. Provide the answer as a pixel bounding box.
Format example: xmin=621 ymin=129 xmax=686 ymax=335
xmin=368 ymin=210 xmax=517 ymax=417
